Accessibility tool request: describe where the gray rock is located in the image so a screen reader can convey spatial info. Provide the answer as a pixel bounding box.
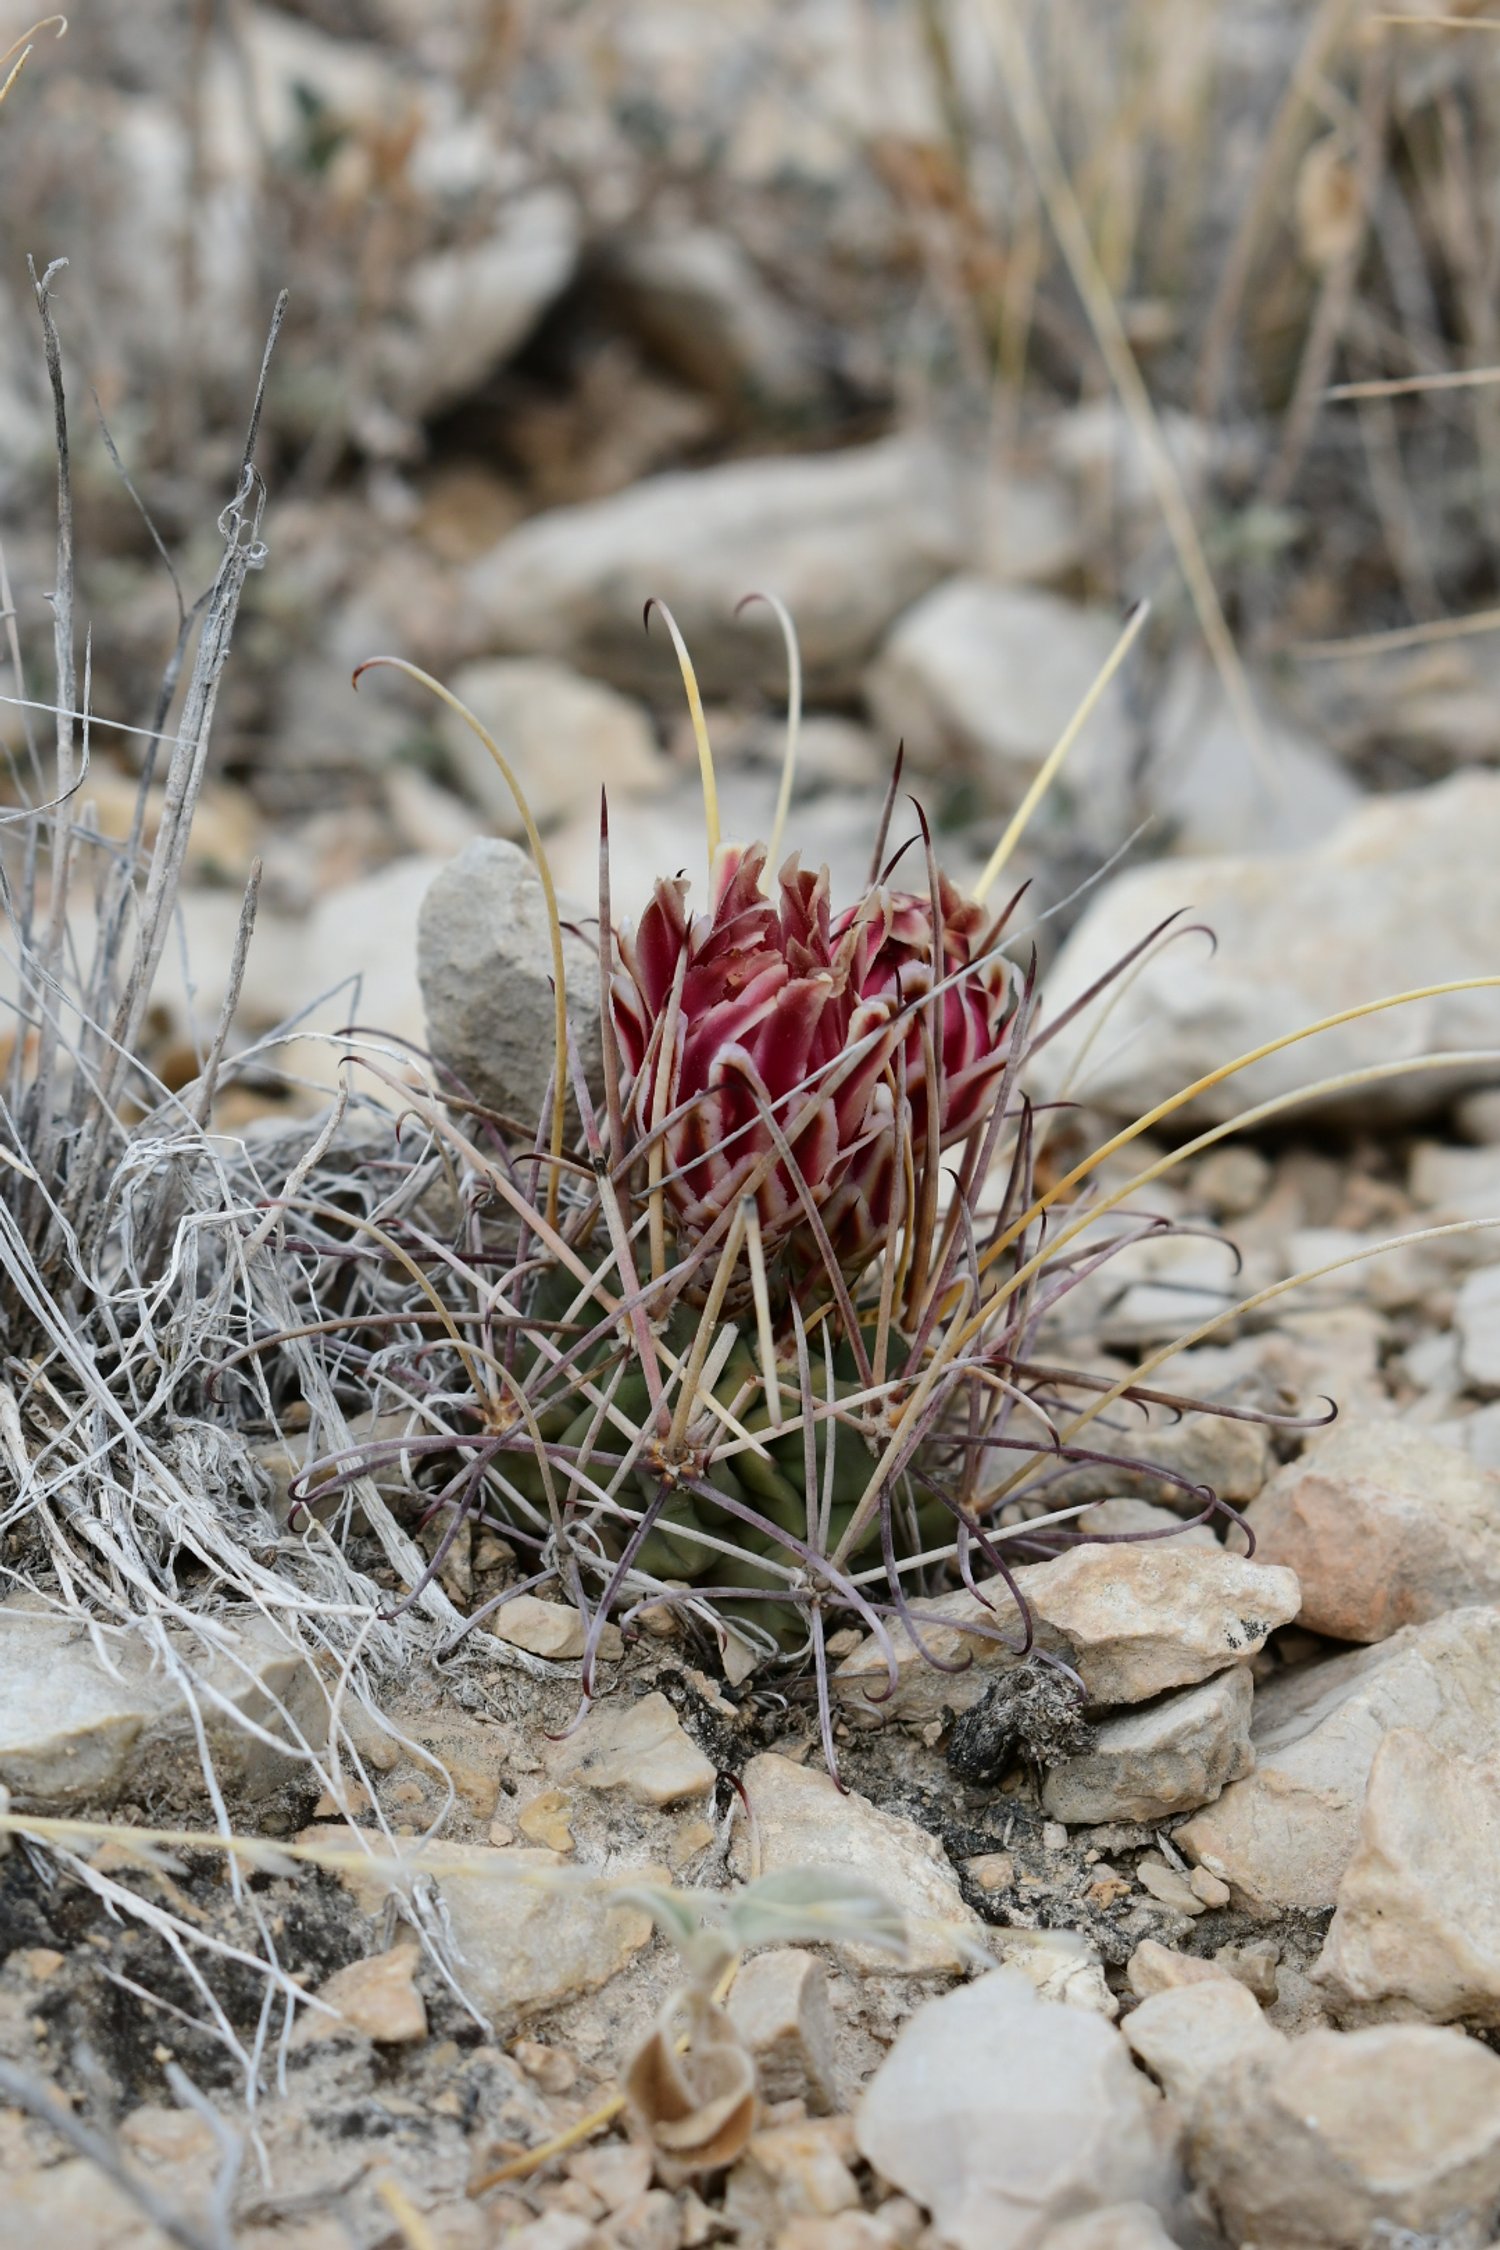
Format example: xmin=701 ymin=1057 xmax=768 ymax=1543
xmin=729 ymin=1752 xmax=984 ymax=1975
xmin=422 ymin=1847 xmax=652 ymax=2030
xmin=1315 ymin=1728 xmax=1500 ymax=2027
xmin=603 ymin=226 xmax=825 ymax=408
xmin=0 ymin=1604 xmax=324 ymax=1810
xmin=463 ymin=436 xmax=967 ymax=699
xmin=1177 ymin=1607 xmax=1500 ymax=1914
xmin=975 ymin=469 xmax=1084 ymax=588
xmin=417 ymin=838 xmax=604 ymax=1127
xmin=1031 ymin=773 xmax=1500 ymax=1128
xmin=1122 ymin=1977 xmax=1286 ymax=2117
xmin=727 ymin=1948 xmax=838 ymax=2112
xmin=1188 ymin=2023 xmax=1500 ymax=2249
xmin=1042 ymin=1665 xmax=1254 ymax=1825
xmin=1038 ymin=2210 xmax=1181 ymax=2250
xmin=1457 ymin=1263 xmax=1500 ymax=1390
xmin=834 ymin=1544 xmax=1298 ymax=1728
xmin=546 ymin=1691 xmax=715 ymax=1809
xmin=385 ymin=189 xmax=579 ymax=421
xmin=1410 ymin=1137 xmax=1500 ymax=1217
xmin=436 ymin=658 xmax=663 ymax=835
xmin=855 ymin=1972 xmax=1178 ymax=2250
xmin=1144 ymin=650 xmax=1360 ymax=857
xmin=1245 ymin=1418 xmax=1500 ymax=1642
xmin=1075 ymin=1498 xmax=1219 ymax=1547
xmin=865 ymin=580 xmax=1134 ymax=845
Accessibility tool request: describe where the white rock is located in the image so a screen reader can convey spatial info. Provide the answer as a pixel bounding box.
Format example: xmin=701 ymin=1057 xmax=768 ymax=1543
xmin=1052 ymin=399 xmax=1245 ymax=522
xmin=547 ymin=1692 xmax=715 ymax=1809
xmin=1145 ymin=650 xmax=1360 ymax=857
xmin=834 ymin=1544 xmax=1299 ymax=1727
xmin=1038 ymin=2209 xmax=1180 ymax=2250
xmin=855 ymin=1972 xmax=1177 ymax=2250
xmin=866 ymin=581 xmax=1134 ymax=845
xmin=976 ymin=468 xmax=1084 ymax=588
xmin=1457 ymin=1263 xmax=1500 ymax=1389
xmin=492 ymin=1596 xmax=587 ymax=1661
xmin=1315 ymin=1728 xmax=1500 ymax=2027
xmin=463 ymin=436 xmax=967 ymax=699
xmin=730 ymin=1753 xmax=984 ymax=1974
xmin=280 ymin=853 xmax=449 ymax=1098
xmin=988 ymin=1928 xmax=1118 ymax=2017
xmin=727 ymin=1947 xmax=838 ymax=2112
xmin=1031 ymin=773 xmax=1500 ymax=1127
xmin=1042 ymin=1665 xmax=1254 ymax=1825
xmin=436 ymin=658 xmax=662 ymax=835
xmin=316 ymin=1837 xmax=653 ymax=2028
xmin=604 ymin=226 xmax=823 ymax=407
xmin=1410 ymin=1137 xmax=1500 ymax=1218
xmin=1188 ymin=2023 xmax=1500 ymax=2249
xmin=417 ymin=838 xmax=604 ymax=1125
xmin=1245 ymin=1418 xmax=1500 ymax=1642
xmin=303 ymin=1943 xmax=428 ymax=2045
xmin=1122 ymin=1977 xmax=1285 ymax=2116
xmin=1075 ymin=1498 xmax=1218 ymax=1548
xmin=0 ymin=1603 xmax=324 ymax=1810
xmin=386 ymin=190 xmax=580 ymax=421
xmin=1455 ymin=1085 xmax=1500 ymax=1144
xmin=1177 ymin=1607 xmax=1500 ymax=1914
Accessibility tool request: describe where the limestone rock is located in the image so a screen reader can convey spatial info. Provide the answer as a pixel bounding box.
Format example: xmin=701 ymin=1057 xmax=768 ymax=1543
xmin=727 ymin=1949 xmax=838 ymax=2112
xmin=1074 ymin=1497 xmax=1217 ymax=1548
xmin=1030 ymin=773 xmax=1500 ymax=1128
xmin=492 ymin=1595 xmax=588 ymax=1662
xmin=1188 ymin=2024 xmax=1500 ymax=2249
xmin=603 ymin=226 xmax=825 ymax=408
xmin=1315 ymin=1728 xmax=1500 ymax=2027
xmin=1245 ymin=1418 xmax=1500 ymax=1641
xmin=1042 ymin=1665 xmax=1254 ymax=1825
xmin=855 ymin=1972 xmax=1177 ymax=2250
xmin=1457 ymin=1262 xmax=1500 ymax=1390
xmin=1177 ymin=1607 xmax=1500 ymax=1914
xmin=730 ymin=1753 xmax=984 ymax=1974
xmin=1038 ymin=2210 xmax=1180 ymax=2250
xmin=1144 ymin=648 xmax=1360 ymax=857
xmin=437 ymin=1847 xmax=655 ymax=2027
xmin=1122 ymin=1978 xmax=1286 ymax=2116
xmin=437 ymin=658 xmax=662 ymax=836
xmin=417 ymin=838 xmax=604 ymax=1126
xmin=305 ymin=1944 xmax=428 ymax=2045
xmin=0 ymin=1603 xmax=324 ymax=1811
xmin=305 ymin=1831 xmax=652 ymax=2028
xmin=463 ymin=436 xmax=966 ymax=699
xmin=988 ymin=1928 xmax=1118 ymax=2017
xmin=1125 ymin=1941 xmax=1233 ymax=2000
xmin=547 ymin=1691 xmax=716 ymax=1809
xmin=833 ymin=1544 xmax=1298 ymax=1727
xmin=865 ymin=581 xmax=1133 ymax=846
xmin=383 ymin=189 xmax=580 ymax=421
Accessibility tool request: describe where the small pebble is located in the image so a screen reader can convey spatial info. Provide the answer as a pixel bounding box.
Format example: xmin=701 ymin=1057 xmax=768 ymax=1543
xmin=965 ymin=1852 xmax=1015 ymax=1894
xmin=1136 ymin=1854 xmax=1207 ymax=1915
xmin=1189 ymin=1864 xmax=1232 ymax=1908
xmin=513 ymin=2038 xmax=578 ymax=2095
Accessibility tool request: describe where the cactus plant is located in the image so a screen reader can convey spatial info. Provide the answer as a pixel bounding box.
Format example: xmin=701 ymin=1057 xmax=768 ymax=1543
xmin=280 ymin=613 xmax=1325 ymax=1768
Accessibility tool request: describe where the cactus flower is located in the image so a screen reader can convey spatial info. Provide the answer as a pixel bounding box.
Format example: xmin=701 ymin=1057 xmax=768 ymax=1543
xmin=612 ymin=844 xmax=1017 ymax=1288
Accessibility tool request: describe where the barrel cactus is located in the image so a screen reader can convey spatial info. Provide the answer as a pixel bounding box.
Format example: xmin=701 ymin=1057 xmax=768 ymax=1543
xmin=283 ymin=619 xmax=1306 ymax=1764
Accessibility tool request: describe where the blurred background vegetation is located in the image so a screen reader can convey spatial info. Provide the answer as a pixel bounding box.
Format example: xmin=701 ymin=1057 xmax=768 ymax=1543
xmin=3 ymin=0 xmax=1499 ymax=1099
